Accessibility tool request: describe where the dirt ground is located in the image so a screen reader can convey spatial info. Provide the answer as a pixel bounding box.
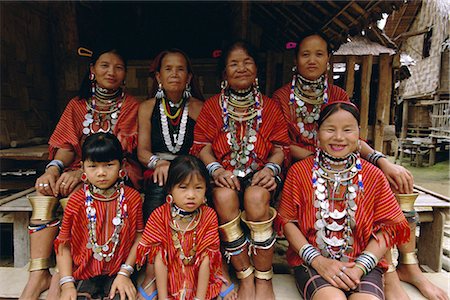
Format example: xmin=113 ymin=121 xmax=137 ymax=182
xmin=398 ymin=158 xmax=450 ymax=198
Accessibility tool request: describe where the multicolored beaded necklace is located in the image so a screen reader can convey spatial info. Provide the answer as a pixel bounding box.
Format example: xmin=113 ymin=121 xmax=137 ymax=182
xmin=221 ymin=86 xmax=262 ymax=177
xmin=169 ymin=205 xmax=202 ymax=265
xmin=289 ymin=74 xmax=329 ymax=139
xmin=312 ymin=149 xmax=363 ymax=261
xmin=83 ymin=85 xmax=124 ymax=135
xmin=84 ymin=181 xmax=127 ymax=262
xmin=159 ymin=96 xmax=189 ymax=154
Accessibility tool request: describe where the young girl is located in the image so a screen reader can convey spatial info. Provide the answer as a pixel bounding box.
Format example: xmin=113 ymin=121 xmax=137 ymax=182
xmin=136 ymin=155 xmax=223 ymax=300
xmin=50 ymin=132 xmax=144 ymax=300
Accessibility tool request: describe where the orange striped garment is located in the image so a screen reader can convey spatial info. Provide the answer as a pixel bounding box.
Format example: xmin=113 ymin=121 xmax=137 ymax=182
xmin=54 ymin=186 xmax=144 ymax=280
xmin=48 ymin=95 xmax=142 ymax=187
xmin=136 ymin=204 xmax=222 ymax=300
xmin=272 ymin=83 xmax=349 ymax=152
xmin=277 ymin=157 xmax=409 ymax=270
xmin=191 ymin=94 xmax=290 ymax=171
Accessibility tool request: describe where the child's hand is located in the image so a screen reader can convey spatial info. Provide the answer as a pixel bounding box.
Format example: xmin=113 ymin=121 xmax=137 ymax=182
xmin=60 ymin=283 xmax=77 ymax=300
xmin=109 ymin=274 xmax=136 ymax=300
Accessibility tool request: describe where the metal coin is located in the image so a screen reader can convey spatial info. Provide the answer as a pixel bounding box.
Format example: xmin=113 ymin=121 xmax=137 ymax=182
xmin=83 ymin=127 xmax=91 ymax=135
xmin=230 ymin=159 xmax=236 ymax=166
xmin=102 ymin=244 xmax=109 ymax=251
xmin=316 ymin=193 xmax=325 ymax=200
xmin=247 ymin=144 xmax=254 ymax=151
xmin=105 ymin=256 xmax=112 ymax=262
xmin=112 ymin=217 xmax=121 ymax=226
xmin=85 ymin=113 xmax=93 ymax=119
xmin=83 ymin=120 xmax=90 ymax=127
xmin=111 ymin=112 xmax=118 ymax=119
xmin=317 ymin=184 xmax=325 ymax=192
xmin=86 ymin=242 xmax=92 ymax=249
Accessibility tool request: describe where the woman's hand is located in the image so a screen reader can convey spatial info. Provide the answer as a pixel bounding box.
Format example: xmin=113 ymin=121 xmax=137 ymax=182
xmin=213 ymin=168 xmax=240 ymax=191
xmin=35 ymin=167 xmax=60 ymax=197
xmin=251 ymin=167 xmax=277 ymax=191
xmin=378 ymin=158 xmax=414 ymax=194
xmin=60 ymin=283 xmax=77 ymax=300
xmin=55 ymin=169 xmax=83 ymax=197
xmin=153 ymin=160 xmax=170 ymax=186
xmin=311 ymin=256 xmax=358 ymax=291
xmin=109 ymin=274 xmax=136 ymax=300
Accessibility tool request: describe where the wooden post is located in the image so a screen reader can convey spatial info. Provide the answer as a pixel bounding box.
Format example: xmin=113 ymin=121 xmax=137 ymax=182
xmin=327 ymin=61 xmax=334 ymax=85
xmin=374 ymin=54 xmax=393 ymax=151
xmin=231 ymin=1 xmax=249 ymax=40
xmin=345 ymin=56 xmax=356 ymax=100
xmin=265 ymin=51 xmax=274 ymax=95
xmin=360 ymin=55 xmax=373 ymax=140
xmin=401 ymin=99 xmax=409 ymax=140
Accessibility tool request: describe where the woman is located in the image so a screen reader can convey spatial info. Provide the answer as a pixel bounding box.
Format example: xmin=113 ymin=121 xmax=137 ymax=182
xmin=136 ymin=49 xmax=204 ymax=299
xmin=191 ymin=40 xmax=290 ymax=300
xmin=22 ymin=46 xmax=141 ymax=300
xmin=272 ymin=31 xmax=413 ymax=195
xmin=273 ymin=31 xmax=448 ymax=300
xmin=278 ymin=101 xmax=410 ymax=300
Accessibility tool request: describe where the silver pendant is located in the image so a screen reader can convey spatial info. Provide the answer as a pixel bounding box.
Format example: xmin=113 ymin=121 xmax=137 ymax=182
xmin=322 ymin=235 xmax=345 ymax=247
xmin=329 ymin=209 xmax=346 ymax=219
xmin=83 ymin=127 xmax=91 ymax=135
xmin=102 ymin=244 xmax=109 ymax=251
xmin=326 ymin=221 xmax=344 ymax=231
xmin=112 ymin=217 xmax=121 ymax=226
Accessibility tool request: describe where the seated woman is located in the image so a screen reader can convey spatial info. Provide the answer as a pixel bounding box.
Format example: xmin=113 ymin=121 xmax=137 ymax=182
xmin=21 ymin=45 xmax=141 ymax=300
xmin=137 ymin=49 xmax=204 ymax=299
xmin=191 ymin=40 xmax=290 ymax=300
xmin=278 ymin=102 xmax=410 ymax=300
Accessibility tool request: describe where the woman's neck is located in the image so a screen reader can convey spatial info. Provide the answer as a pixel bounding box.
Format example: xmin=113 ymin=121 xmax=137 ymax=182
xmin=165 ymin=91 xmax=183 ymax=103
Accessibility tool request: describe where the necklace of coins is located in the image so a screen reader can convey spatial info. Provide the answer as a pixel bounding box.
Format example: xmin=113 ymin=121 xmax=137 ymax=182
xmin=159 ymin=96 xmax=189 ymax=154
xmin=289 ymin=74 xmax=328 ymax=140
xmin=84 ymin=182 xmax=127 ymax=261
xmin=169 ymin=208 xmax=201 ymax=265
xmin=312 ymin=150 xmax=363 ymax=261
xmin=83 ymin=86 xmax=124 ymax=135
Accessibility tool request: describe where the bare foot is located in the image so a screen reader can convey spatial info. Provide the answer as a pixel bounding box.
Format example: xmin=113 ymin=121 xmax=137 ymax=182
xmin=255 ymin=278 xmax=275 ymax=300
xmin=397 ymin=264 xmax=449 ymax=300
xmin=237 ymin=275 xmax=255 ymax=300
xmin=384 ymin=271 xmax=410 ymax=300
xmin=19 ymin=270 xmax=52 ymax=300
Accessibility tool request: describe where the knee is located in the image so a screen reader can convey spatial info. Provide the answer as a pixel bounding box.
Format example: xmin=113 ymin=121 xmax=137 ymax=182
xmin=212 ymin=188 xmax=239 ymax=222
xmin=243 ymin=187 xmax=270 ymax=220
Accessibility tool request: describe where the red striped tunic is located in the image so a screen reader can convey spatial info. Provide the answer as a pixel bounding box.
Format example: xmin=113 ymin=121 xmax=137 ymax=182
xmin=272 ymin=83 xmax=349 ymax=152
xmin=277 ymin=157 xmax=409 ymax=269
xmin=48 ymin=95 xmax=142 ymax=187
xmin=191 ymin=94 xmax=290 ymax=171
xmin=136 ymin=204 xmax=222 ymax=300
xmin=54 ymin=186 xmax=144 ymax=280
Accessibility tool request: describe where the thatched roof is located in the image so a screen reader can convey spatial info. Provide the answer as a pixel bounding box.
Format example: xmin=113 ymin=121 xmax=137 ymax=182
xmin=334 ymin=36 xmax=396 ymax=56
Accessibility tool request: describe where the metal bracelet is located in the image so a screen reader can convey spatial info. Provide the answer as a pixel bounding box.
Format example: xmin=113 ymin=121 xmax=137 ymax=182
xmin=265 ymin=162 xmax=281 ymax=176
xmin=46 ymin=159 xmax=64 ymax=174
xmin=59 ymin=275 xmax=75 ymax=286
xmin=147 ymin=155 xmax=160 ymax=169
xmin=120 ymin=263 xmax=134 ymax=275
xmin=117 ymin=271 xmax=130 ymax=278
xmin=206 ymin=161 xmax=223 ymax=177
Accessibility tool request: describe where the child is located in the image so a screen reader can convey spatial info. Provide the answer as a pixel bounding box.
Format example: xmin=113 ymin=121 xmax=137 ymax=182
xmin=136 ymin=155 xmax=223 ymax=300
xmin=50 ymin=133 xmax=144 ymax=300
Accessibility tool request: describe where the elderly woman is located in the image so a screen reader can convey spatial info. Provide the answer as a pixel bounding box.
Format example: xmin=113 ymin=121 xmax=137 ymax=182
xmin=273 ymin=30 xmax=448 ymax=300
xmin=191 ymin=40 xmax=290 ymax=300
xmin=22 ymin=46 xmax=141 ymax=300
xmin=278 ymin=102 xmax=410 ymax=300
xmin=136 ymin=49 xmax=204 ymax=299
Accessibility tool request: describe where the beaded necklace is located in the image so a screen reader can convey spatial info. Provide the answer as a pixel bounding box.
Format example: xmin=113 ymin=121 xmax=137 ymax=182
xmin=84 ymin=181 xmax=127 ymax=262
xmin=289 ymin=74 xmax=329 ymax=140
xmin=221 ymin=87 xmax=262 ymax=177
xmin=169 ymin=206 xmax=202 ymax=265
xmin=159 ymin=96 xmax=189 ymax=154
xmin=83 ymin=85 xmax=124 ymax=135
xmin=312 ymin=149 xmax=363 ymax=262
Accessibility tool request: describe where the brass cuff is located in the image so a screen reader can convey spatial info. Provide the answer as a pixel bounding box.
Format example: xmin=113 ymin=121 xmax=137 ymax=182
xmin=386 ymin=264 xmax=396 ymax=273
xmin=28 ymin=257 xmax=54 ymax=271
xmin=28 ymin=195 xmax=59 ymax=221
xmin=254 ymin=267 xmax=274 ymax=280
xmin=241 ymin=207 xmax=277 ymax=243
xmin=219 ymin=211 xmax=244 ymax=243
xmin=236 ymin=265 xmax=254 ymax=280
xmin=399 ymin=251 xmax=419 ymax=265
xmin=395 ymin=193 xmax=419 ymax=212
xmin=59 ymin=197 xmax=69 ymax=211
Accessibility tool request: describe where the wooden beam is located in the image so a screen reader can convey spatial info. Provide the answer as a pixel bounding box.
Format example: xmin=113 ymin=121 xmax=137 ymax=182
xmin=344 ymin=55 xmax=356 ymax=99
xmin=374 ymin=53 xmax=393 ymax=151
xmin=360 ymin=55 xmax=373 ymax=140
xmin=401 ymin=99 xmax=409 ymax=140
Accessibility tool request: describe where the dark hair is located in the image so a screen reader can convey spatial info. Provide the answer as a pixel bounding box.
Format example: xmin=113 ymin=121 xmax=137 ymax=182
xmin=295 ymin=30 xmax=333 ymax=57
xmin=78 ymin=47 xmax=128 ymax=100
xmin=82 ymin=132 xmax=123 ymax=163
xmin=149 ymin=49 xmax=204 ymax=100
xmin=218 ymin=40 xmax=259 ymax=79
xmin=165 ymin=155 xmax=210 ymax=197
xmin=318 ymin=102 xmax=360 ymax=128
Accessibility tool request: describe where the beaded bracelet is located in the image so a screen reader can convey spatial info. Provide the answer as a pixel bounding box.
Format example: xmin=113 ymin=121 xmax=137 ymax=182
xmin=46 ymin=159 xmax=64 ymax=174
xmin=59 ymin=275 xmax=75 ymax=286
xmin=147 ymin=155 xmax=160 ymax=169
xmin=120 ymin=263 xmax=134 ymax=275
xmin=206 ymin=161 xmax=223 ymax=177
xmin=265 ymin=162 xmax=282 ymax=177
xmin=299 ymin=243 xmax=321 ymax=266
